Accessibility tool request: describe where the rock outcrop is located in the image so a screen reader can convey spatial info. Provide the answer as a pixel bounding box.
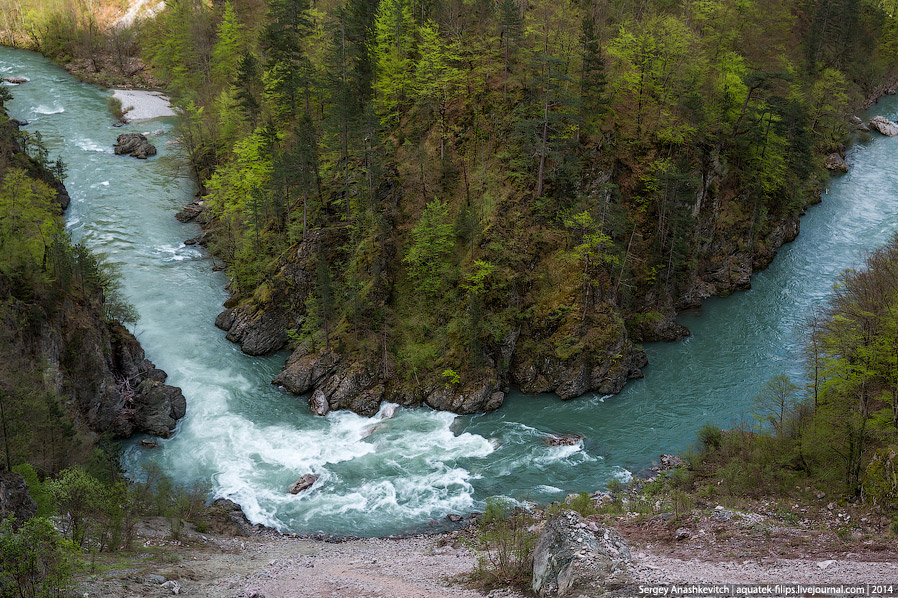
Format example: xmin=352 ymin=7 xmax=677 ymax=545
xmin=176 ymin=199 xmax=206 ymax=223
xmin=114 ymin=133 xmax=157 ymax=159
xmin=0 ymin=471 xmax=37 ymax=524
xmin=215 ymin=302 xmax=289 ymax=356
xmin=210 ymin=498 xmax=255 ymax=536
xmin=532 ymin=512 xmax=633 ymax=598
xmin=825 ymin=153 xmax=848 ymax=172
xmin=38 ymin=316 xmax=186 ymax=439
xmin=869 ymin=115 xmax=898 ymax=136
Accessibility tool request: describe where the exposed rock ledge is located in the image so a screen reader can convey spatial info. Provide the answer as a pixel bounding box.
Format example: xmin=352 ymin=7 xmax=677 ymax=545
xmin=37 ymin=315 xmax=186 ymax=439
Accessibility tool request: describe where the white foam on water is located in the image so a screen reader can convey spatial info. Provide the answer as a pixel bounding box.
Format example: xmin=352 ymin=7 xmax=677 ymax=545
xmin=611 ymin=466 xmax=632 ymax=483
xmin=34 ymin=104 xmax=64 ymax=115
xmin=90 ymin=181 xmax=111 ymax=188
xmin=534 ymin=440 xmax=597 ymax=466
xmin=77 ymin=140 xmax=107 ymax=153
xmin=537 ymin=484 xmax=563 ymax=493
xmin=150 ymin=243 xmax=202 ymax=262
xmin=191 ymin=405 xmax=494 ymax=533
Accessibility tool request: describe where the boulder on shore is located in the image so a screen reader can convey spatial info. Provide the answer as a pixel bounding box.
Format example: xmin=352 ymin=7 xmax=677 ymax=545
xmin=288 ymin=473 xmax=319 ymax=494
xmin=532 ymin=511 xmax=632 ymax=597
xmin=824 ymin=153 xmax=848 ymax=173
xmin=869 ymin=115 xmax=898 ymax=136
xmin=658 ymin=453 xmax=686 ymax=470
xmin=113 ymin=133 xmax=157 ymax=159
xmin=3 ymin=77 xmax=28 ymax=84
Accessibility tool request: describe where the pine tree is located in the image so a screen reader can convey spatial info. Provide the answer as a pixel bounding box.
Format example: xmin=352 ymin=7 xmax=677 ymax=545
xmin=579 ymin=15 xmax=608 ymax=142
xmin=261 ymin=0 xmax=313 ymax=118
xmin=415 ymin=19 xmax=459 ymax=160
xmin=210 ymin=1 xmax=243 ymax=87
xmin=497 ymin=0 xmax=522 ymax=102
xmin=234 ymin=52 xmax=262 ymax=126
xmin=372 ymin=0 xmax=416 ymax=125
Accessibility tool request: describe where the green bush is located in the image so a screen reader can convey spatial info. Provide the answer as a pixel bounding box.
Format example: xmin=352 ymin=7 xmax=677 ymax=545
xmin=566 ymin=491 xmax=597 ymax=517
xmin=0 ymin=516 xmax=75 ymax=598
xmin=863 ymin=447 xmax=898 ymax=509
xmin=45 ymin=467 xmax=105 ymax=548
xmin=606 ymin=478 xmax=624 ymax=494
xmin=698 ymin=424 xmax=722 ymax=450
xmin=467 ymin=497 xmax=537 ymax=589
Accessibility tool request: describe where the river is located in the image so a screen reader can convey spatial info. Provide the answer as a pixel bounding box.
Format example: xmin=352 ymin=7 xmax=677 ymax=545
xmin=4 ymin=46 xmax=897 ymax=537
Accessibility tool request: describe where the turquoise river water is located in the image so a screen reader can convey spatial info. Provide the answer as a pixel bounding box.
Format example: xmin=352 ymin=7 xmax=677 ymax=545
xmin=5 ymin=46 xmax=898 ymax=537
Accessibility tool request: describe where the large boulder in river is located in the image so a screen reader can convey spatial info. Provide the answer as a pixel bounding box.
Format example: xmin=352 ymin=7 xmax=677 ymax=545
xmin=215 ymin=302 xmax=289 ymax=356
xmin=114 ymin=133 xmax=157 ymax=159
xmin=532 ymin=511 xmax=632 ymax=598
xmin=543 ymin=434 xmax=584 ymax=447
xmin=288 ymin=473 xmax=319 ymax=494
xmin=0 ymin=471 xmax=37 ymax=524
xmin=869 ymin=115 xmax=898 ymax=136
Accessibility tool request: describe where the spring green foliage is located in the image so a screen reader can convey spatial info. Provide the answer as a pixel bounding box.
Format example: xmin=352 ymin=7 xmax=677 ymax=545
xmin=685 ymin=236 xmax=898 ymax=508
xmin=32 ymin=0 xmax=897 ymax=391
xmin=372 ymin=0 xmax=416 ymax=124
xmin=404 ymin=198 xmax=454 ymax=297
xmin=0 ymin=516 xmax=75 ymax=598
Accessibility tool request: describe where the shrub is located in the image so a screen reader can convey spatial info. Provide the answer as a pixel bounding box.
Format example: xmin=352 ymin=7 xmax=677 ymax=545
xmin=0 ymin=516 xmax=75 ymax=598
xmin=606 ymin=478 xmax=624 ymax=494
xmin=566 ymin=491 xmax=597 ymax=517
xmin=467 ymin=497 xmax=537 ymax=589
xmin=863 ymin=447 xmax=898 ymax=509
xmin=45 ymin=467 xmax=104 ymax=548
xmin=12 ymin=463 xmax=54 ymax=517
xmin=698 ymin=424 xmax=722 ymax=451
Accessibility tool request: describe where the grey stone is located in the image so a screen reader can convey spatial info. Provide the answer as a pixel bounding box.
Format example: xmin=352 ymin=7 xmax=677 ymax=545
xmin=532 ymin=512 xmax=632 ymax=597
xmin=288 ymin=473 xmax=319 ymax=494
xmin=543 ymin=434 xmax=584 ymax=447
xmin=0 ymin=471 xmax=37 ymax=524
xmin=824 ymin=153 xmax=848 ymax=173
xmin=309 ymin=389 xmax=330 ymax=416
xmin=133 ymin=378 xmax=187 ymax=438
xmin=869 ymin=115 xmax=898 ymax=136
xmin=114 ymin=133 xmax=157 ymax=159
xmin=215 ymin=303 xmax=288 ymax=356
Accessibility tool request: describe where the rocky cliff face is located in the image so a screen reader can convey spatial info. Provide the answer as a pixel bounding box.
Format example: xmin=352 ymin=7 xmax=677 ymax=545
xmin=0 ymin=116 xmax=185 ymax=440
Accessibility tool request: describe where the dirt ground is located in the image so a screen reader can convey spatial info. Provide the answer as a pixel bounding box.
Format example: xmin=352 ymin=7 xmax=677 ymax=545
xmin=75 ymin=493 xmax=898 ymax=598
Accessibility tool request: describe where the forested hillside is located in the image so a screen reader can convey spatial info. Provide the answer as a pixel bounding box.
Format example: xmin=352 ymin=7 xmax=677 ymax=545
xmin=11 ymin=0 xmax=898 ymax=416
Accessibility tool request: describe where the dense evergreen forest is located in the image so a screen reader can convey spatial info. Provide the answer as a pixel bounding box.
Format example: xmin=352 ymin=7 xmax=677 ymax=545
xmin=6 ymin=0 xmax=898 ymax=417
